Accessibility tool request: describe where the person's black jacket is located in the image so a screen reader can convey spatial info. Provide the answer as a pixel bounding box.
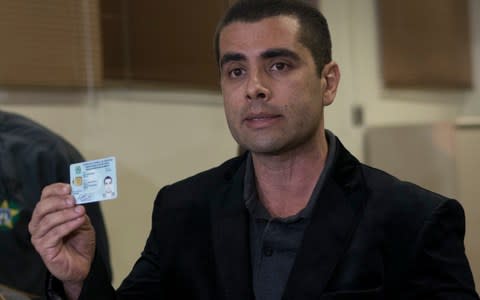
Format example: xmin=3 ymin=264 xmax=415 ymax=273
xmin=68 ymin=135 xmax=478 ymax=299
xmin=0 ymin=110 xmax=112 ymax=299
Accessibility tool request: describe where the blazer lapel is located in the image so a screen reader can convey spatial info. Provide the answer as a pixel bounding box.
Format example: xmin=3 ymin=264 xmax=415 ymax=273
xmin=282 ymin=139 xmax=368 ymax=299
xmin=210 ymin=161 xmax=254 ymax=300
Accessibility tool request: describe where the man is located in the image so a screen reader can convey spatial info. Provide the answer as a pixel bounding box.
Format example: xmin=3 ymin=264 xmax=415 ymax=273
xmin=0 ymin=110 xmax=112 ymax=299
xmin=103 ymin=176 xmax=115 ymax=199
xmin=28 ymin=0 xmax=478 ymax=299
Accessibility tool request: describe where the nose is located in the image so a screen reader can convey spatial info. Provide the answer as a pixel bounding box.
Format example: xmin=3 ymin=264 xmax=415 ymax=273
xmin=246 ymin=69 xmax=271 ymax=101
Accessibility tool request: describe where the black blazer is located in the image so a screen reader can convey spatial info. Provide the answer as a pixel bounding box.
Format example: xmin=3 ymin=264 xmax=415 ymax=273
xmin=77 ymin=137 xmax=478 ymax=300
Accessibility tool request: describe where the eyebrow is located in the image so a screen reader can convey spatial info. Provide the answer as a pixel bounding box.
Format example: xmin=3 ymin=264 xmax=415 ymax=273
xmin=260 ymin=48 xmax=301 ymax=62
xmin=219 ymin=48 xmax=301 ymax=68
xmin=219 ymin=53 xmax=246 ymax=68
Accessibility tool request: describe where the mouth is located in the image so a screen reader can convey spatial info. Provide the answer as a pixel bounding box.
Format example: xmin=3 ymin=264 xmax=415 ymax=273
xmin=243 ymin=113 xmax=282 ymax=128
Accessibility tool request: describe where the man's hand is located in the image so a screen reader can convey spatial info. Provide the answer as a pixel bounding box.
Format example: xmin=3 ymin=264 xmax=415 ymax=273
xmin=29 ymin=183 xmax=96 ymax=299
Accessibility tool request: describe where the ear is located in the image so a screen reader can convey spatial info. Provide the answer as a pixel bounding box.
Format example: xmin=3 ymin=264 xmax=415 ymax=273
xmin=321 ymin=61 xmax=340 ymax=106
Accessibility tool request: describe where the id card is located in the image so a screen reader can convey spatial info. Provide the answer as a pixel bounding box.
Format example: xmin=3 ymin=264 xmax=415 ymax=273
xmin=70 ymin=156 xmax=118 ymax=204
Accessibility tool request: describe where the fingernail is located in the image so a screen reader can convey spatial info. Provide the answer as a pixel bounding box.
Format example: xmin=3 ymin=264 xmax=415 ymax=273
xmin=74 ymin=206 xmax=83 ymax=214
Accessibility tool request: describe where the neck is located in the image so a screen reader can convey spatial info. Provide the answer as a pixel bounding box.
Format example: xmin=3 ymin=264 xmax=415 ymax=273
xmin=251 ymin=133 xmax=329 ymax=218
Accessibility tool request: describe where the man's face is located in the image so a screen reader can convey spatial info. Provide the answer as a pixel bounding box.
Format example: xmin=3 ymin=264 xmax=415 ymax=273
xmin=219 ymin=16 xmax=331 ymax=156
xmin=104 ymin=178 xmax=113 ymax=193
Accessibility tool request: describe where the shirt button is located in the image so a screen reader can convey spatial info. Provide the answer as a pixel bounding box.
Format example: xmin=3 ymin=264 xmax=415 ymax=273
xmin=263 ymin=246 xmax=273 ymax=257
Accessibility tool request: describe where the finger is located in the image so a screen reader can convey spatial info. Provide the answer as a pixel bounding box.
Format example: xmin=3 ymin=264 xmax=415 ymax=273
xmin=32 ymin=205 xmax=86 ymax=240
xmin=30 ymin=193 xmax=75 ymax=231
xmin=41 ymin=183 xmax=71 ymax=199
xmin=32 ymin=215 xmax=87 ymax=259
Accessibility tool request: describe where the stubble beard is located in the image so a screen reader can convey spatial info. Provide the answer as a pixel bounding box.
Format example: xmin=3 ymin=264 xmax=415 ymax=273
xmin=231 ymin=116 xmax=322 ymax=157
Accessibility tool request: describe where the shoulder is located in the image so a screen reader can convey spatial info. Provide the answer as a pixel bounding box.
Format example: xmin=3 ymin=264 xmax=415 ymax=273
xmin=358 ymin=163 xmax=466 ymax=254
xmin=331 ymin=135 xmax=451 ymax=220
xmin=154 ymin=154 xmax=246 ymax=207
xmin=0 ymin=111 xmax=83 ymax=195
xmin=0 ymin=110 xmax=83 ymax=162
xmin=172 ymin=154 xmax=245 ymax=187
xmin=360 ymin=163 xmax=451 ymax=216
xmin=355 ymin=164 xmax=469 ymax=280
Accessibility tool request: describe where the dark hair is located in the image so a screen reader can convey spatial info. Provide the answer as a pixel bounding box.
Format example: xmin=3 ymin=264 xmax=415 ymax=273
xmin=214 ymin=0 xmax=332 ymax=75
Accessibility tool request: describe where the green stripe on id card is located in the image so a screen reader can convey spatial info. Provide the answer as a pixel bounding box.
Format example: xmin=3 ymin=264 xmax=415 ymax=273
xmin=70 ymin=156 xmax=118 ymax=204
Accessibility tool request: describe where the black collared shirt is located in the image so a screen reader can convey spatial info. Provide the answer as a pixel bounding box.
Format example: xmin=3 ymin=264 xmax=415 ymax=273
xmin=244 ymin=130 xmax=337 ymax=300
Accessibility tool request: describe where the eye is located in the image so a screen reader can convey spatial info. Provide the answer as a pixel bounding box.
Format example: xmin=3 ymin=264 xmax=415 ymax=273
xmin=228 ymin=68 xmax=245 ymax=78
xmin=271 ymin=62 xmax=288 ymax=71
